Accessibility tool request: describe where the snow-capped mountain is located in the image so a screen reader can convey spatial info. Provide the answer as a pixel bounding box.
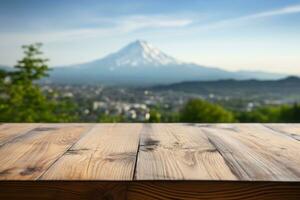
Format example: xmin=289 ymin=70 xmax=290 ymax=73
xmin=48 ymin=40 xmax=285 ymax=85
xmin=100 ymin=40 xmax=182 ymax=68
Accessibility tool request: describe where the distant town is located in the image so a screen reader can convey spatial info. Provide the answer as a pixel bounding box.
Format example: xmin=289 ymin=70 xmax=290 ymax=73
xmin=41 ymin=76 xmax=300 ymax=122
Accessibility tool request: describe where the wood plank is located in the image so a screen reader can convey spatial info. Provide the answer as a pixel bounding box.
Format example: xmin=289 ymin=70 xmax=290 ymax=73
xmin=0 ymin=124 xmax=89 ymax=180
xmin=0 ymin=181 xmax=127 ymax=200
xmin=200 ymin=124 xmax=300 ymax=181
xmin=135 ymin=124 xmax=237 ymax=180
xmin=127 ymin=181 xmax=300 ymax=200
xmin=264 ymin=123 xmax=300 ymax=141
xmin=0 ymin=181 xmax=299 ymax=200
xmin=0 ymin=123 xmax=39 ymax=146
xmin=41 ymin=124 xmax=142 ymax=180
xmin=0 ymin=123 xmax=300 ymax=200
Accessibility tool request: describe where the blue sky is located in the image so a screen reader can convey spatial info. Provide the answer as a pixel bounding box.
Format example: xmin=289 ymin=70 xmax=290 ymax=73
xmin=0 ymin=0 xmax=300 ymax=74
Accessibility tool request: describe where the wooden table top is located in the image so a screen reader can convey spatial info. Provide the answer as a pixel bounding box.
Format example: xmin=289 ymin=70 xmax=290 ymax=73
xmin=0 ymin=123 xmax=300 ymax=181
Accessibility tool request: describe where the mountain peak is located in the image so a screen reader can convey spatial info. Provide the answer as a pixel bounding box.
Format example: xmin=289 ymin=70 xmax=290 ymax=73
xmin=102 ymin=40 xmax=182 ymax=67
xmin=50 ymin=40 xmax=286 ymax=85
xmin=123 ymin=40 xmax=153 ymax=53
xmin=132 ymin=39 xmax=148 ymax=46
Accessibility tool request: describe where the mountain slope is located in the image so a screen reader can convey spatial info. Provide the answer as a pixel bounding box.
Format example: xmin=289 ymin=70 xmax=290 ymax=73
xmin=2 ymin=40 xmax=286 ymax=85
xmin=96 ymin=40 xmax=182 ymax=68
xmin=150 ymin=76 xmax=300 ymax=98
xmin=49 ymin=40 xmax=237 ymax=85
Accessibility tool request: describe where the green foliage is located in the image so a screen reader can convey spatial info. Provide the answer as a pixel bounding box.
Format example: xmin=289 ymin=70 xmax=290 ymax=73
xmin=237 ymin=104 xmax=300 ymax=123
xmin=0 ymin=43 xmax=78 ymax=122
xmin=161 ymin=112 xmax=180 ymax=122
xmin=98 ymin=114 xmax=124 ymax=123
xmin=0 ymin=69 xmax=6 ymax=84
xmin=0 ymin=69 xmax=7 ymax=96
xmin=180 ymin=99 xmax=235 ymax=123
xmin=148 ymin=109 xmax=161 ymax=122
xmin=280 ymin=103 xmax=300 ymax=122
xmin=12 ymin=43 xmax=49 ymax=84
xmin=236 ymin=107 xmax=280 ymax=122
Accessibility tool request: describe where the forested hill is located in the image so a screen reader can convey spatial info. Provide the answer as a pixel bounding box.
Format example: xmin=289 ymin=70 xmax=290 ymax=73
xmin=150 ymin=76 xmax=300 ymax=96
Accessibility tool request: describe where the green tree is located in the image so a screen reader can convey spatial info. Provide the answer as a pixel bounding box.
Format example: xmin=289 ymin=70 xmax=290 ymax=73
xmin=11 ymin=43 xmax=49 ymax=85
xmin=280 ymin=103 xmax=300 ymax=122
xmin=0 ymin=43 xmax=78 ymax=122
xmin=180 ymin=99 xmax=235 ymax=123
xmin=0 ymin=69 xmax=6 ymax=85
xmin=148 ymin=109 xmax=161 ymax=122
xmin=98 ymin=114 xmax=124 ymax=123
xmin=161 ymin=112 xmax=180 ymax=122
xmin=237 ymin=104 xmax=300 ymax=123
xmin=236 ymin=107 xmax=278 ymax=123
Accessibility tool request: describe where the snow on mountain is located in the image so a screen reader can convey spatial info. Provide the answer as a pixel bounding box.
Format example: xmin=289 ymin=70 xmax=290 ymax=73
xmin=90 ymin=40 xmax=182 ymax=70
xmin=48 ymin=40 xmax=286 ymax=85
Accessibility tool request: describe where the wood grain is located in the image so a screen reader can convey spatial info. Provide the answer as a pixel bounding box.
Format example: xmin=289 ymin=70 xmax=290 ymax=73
xmin=127 ymin=181 xmax=300 ymax=200
xmin=0 ymin=123 xmax=39 ymax=146
xmin=264 ymin=123 xmax=300 ymax=141
xmin=1 ymin=181 xmax=299 ymax=200
xmin=1 ymin=123 xmax=300 ymax=200
xmin=135 ymin=124 xmax=237 ymax=180
xmin=0 ymin=181 xmax=127 ymax=200
xmin=0 ymin=124 xmax=89 ymax=180
xmin=200 ymin=124 xmax=300 ymax=181
xmin=41 ymin=124 xmax=142 ymax=180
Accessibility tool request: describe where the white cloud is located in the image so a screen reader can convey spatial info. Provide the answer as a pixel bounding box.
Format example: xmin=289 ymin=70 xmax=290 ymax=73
xmin=117 ymin=15 xmax=192 ymax=31
xmin=246 ymin=4 xmax=300 ymax=19
xmin=0 ymin=15 xmax=193 ymax=45
xmin=1 ymin=4 xmax=299 ymax=44
xmin=194 ymin=4 xmax=300 ymax=31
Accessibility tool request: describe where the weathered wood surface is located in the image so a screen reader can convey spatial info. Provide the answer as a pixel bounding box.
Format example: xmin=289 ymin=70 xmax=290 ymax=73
xmin=136 ymin=124 xmax=236 ymax=180
xmin=41 ymin=124 xmax=142 ymax=180
xmin=0 ymin=123 xmax=39 ymax=146
xmin=127 ymin=181 xmax=300 ymax=200
xmin=0 ymin=181 xmax=299 ymax=200
xmin=0 ymin=123 xmax=300 ymax=199
xmin=0 ymin=124 xmax=90 ymax=180
xmin=0 ymin=123 xmax=299 ymax=181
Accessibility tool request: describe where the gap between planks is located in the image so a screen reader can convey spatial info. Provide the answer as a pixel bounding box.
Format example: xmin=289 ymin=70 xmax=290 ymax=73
xmin=1 ymin=123 xmax=300 ymax=181
xmin=36 ymin=125 xmax=95 ymax=180
xmin=40 ymin=124 xmax=142 ymax=180
xmin=0 ymin=124 xmax=91 ymax=180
